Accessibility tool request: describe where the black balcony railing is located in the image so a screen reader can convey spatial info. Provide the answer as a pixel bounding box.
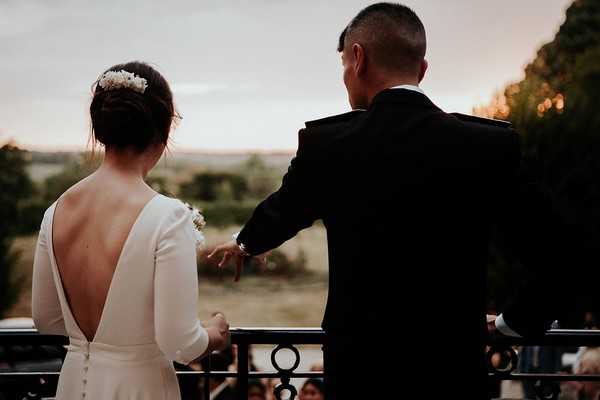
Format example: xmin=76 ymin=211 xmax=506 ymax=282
xmin=2 ymin=328 xmax=600 ymax=400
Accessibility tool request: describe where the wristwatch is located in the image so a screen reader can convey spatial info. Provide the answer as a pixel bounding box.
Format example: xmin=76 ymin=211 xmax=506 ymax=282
xmin=232 ymin=233 xmax=251 ymax=257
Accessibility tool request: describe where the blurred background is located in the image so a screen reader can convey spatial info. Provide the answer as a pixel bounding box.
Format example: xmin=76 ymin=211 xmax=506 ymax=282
xmin=1 ymin=0 xmax=600 ymax=398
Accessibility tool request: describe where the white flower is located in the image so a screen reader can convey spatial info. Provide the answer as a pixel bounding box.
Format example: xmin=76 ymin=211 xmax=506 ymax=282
xmin=183 ymin=202 xmax=206 ymax=247
xmin=98 ymin=70 xmax=148 ymax=93
xmin=191 ymin=229 xmax=205 ymax=248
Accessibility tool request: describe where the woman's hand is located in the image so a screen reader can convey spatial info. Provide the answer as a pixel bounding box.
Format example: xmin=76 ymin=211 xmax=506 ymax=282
xmin=205 ymin=312 xmax=230 ymax=352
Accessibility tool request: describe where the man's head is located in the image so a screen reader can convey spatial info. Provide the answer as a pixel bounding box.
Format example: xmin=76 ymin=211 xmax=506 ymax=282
xmin=338 ymin=3 xmax=428 ymax=109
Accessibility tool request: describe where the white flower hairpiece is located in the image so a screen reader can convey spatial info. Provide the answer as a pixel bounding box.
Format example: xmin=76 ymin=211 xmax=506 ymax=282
xmin=98 ymin=70 xmax=148 ymax=93
xmin=184 ymin=202 xmax=206 ymax=247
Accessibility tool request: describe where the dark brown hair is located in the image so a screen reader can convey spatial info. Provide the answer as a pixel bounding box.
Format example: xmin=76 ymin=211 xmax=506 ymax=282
xmin=90 ymin=61 xmax=176 ymax=152
xmin=338 ymin=3 xmax=426 ymax=76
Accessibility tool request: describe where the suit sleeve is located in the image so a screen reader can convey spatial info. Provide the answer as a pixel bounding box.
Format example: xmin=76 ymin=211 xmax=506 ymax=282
xmin=495 ymin=131 xmax=595 ymax=337
xmin=236 ymin=129 xmax=323 ymax=255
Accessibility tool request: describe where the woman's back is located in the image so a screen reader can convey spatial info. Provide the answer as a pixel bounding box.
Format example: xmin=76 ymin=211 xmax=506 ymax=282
xmin=52 ymin=172 xmax=157 ymax=342
xmin=35 ymin=187 xmax=211 ymax=399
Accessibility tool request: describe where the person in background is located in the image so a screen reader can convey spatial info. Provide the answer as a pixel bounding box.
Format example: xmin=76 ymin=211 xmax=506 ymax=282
xmin=200 ymin=349 xmax=235 ymax=400
xmin=309 ymin=363 xmax=323 ymax=372
xmin=561 ymin=347 xmax=600 ymax=400
xmin=299 ymin=378 xmax=325 ymax=400
xmin=248 ymin=380 xmax=267 ymax=400
xmin=518 ymin=346 xmax=564 ymax=399
xmin=584 ymin=312 xmax=599 ymax=330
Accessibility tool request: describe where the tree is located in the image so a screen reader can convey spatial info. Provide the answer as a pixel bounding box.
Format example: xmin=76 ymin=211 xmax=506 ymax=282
xmin=42 ymin=156 xmax=98 ymax=203
xmin=239 ymin=154 xmax=280 ymax=200
xmin=0 ymin=143 xmax=33 ymax=318
xmin=476 ymin=0 xmax=600 ymax=319
xmin=179 ymin=171 xmax=249 ymax=202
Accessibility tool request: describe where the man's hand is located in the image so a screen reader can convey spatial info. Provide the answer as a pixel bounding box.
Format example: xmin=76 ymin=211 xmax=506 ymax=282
xmin=208 ymin=240 xmax=267 ymax=282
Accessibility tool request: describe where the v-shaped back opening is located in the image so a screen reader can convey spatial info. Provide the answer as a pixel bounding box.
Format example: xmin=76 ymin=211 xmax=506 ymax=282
xmin=49 ymin=193 xmax=161 ymax=343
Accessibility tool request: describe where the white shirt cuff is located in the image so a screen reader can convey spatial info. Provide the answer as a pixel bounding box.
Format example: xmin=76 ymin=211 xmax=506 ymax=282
xmin=495 ymin=313 xmax=522 ymax=337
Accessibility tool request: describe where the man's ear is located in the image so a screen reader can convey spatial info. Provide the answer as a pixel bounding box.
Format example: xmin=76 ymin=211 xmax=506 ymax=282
xmin=352 ymin=43 xmax=365 ymax=76
xmin=418 ymin=59 xmax=428 ymax=83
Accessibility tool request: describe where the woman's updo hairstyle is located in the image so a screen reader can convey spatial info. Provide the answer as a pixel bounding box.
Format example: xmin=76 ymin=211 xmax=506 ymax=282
xmin=90 ymin=61 xmax=176 ymax=152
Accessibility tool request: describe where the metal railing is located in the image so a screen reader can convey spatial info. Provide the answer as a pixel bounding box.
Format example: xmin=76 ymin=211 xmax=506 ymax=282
xmin=0 ymin=328 xmax=325 ymax=400
xmin=2 ymin=328 xmax=600 ymax=400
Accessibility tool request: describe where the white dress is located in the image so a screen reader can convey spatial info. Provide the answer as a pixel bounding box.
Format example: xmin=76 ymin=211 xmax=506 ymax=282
xmin=31 ymin=194 xmax=209 ymax=400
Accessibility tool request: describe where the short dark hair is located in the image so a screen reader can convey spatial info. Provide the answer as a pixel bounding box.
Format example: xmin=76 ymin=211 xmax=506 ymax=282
xmin=90 ymin=61 xmax=176 ymax=152
xmin=338 ymin=3 xmax=426 ymax=75
xmin=302 ymin=378 xmax=325 ymax=394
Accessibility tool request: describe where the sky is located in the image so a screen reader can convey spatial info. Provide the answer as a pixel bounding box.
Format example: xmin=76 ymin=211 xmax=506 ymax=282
xmin=0 ymin=0 xmax=573 ymax=151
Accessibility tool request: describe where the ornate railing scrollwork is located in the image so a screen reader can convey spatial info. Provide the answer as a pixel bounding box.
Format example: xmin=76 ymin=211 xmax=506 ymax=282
xmin=534 ymin=380 xmax=561 ymax=400
xmin=487 ymin=345 xmax=519 ymax=374
xmin=271 ymin=344 xmax=301 ymax=400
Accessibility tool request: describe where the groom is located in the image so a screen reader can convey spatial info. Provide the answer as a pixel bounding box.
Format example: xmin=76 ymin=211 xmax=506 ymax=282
xmin=210 ymin=3 xmax=587 ymax=399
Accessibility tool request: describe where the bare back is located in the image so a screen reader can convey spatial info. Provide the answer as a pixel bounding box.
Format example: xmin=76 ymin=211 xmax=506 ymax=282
xmin=51 ymin=172 xmax=157 ymax=341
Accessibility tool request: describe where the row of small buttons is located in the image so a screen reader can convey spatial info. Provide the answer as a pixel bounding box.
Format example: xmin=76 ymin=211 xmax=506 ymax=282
xmin=82 ymin=342 xmax=90 ymax=399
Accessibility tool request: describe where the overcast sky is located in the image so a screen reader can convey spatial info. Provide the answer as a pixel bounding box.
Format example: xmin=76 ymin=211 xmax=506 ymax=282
xmin=0 ymin=0 xmax=572 ymax=151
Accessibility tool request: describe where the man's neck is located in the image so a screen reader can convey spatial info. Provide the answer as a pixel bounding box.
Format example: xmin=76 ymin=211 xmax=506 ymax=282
xmin=366 ymin=77 xmax=420 ymax=107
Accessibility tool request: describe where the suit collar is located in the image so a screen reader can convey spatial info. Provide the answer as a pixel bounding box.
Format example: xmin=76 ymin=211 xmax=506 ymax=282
xmin=305 ymin=109 xmax=365 ymax=128
xmin=370 ymin=88 xmax=440 ymax=110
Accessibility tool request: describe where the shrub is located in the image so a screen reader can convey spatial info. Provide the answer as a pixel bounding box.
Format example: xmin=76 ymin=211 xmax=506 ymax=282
xmin=0 ymin=144 xmax=31 ymax=318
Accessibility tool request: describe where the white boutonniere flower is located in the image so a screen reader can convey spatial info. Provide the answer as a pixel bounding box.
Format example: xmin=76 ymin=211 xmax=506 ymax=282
xmin=184 ymin=202 xmax=206 ymax=247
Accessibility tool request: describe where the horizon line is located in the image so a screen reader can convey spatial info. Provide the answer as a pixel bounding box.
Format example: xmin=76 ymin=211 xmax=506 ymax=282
xmin=1 ymin=140 xmax=296 ymax=155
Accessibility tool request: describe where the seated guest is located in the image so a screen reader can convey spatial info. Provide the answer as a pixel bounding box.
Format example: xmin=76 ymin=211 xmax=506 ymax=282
xmin=575 ymin=347 xmax=600 ymax=400
xmin=299 ymin=379 xmax=325 ymax=400
xmin=248 ymin=380 xmax=267 ymax=400
xmin=200 ymin=349 xmax=235 ymax=400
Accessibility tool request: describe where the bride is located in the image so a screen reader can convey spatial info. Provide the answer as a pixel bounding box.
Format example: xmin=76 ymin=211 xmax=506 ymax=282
xmin=31 ymin=61 xmax=229 ymax=399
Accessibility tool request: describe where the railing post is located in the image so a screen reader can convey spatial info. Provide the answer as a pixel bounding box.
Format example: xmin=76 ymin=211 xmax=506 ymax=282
xmin=236 ymin=342 xmax=249 ymax=400
xmin=203 ymin=353 xmax=211 ymax=400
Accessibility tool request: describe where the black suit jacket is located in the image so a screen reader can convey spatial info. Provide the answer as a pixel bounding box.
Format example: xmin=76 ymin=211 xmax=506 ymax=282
xmin=236 ymin=89 xmax=589 ymax=398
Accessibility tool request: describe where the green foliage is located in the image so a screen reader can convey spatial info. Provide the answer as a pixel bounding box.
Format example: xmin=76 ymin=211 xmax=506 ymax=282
xmin=29 ymin=151 xmax=78 ymax=164
xmin=9 ymin=155 xmax=99 ymax=235
xmin=0 ymin=144 xmax=34 ymax=236
xmin=481 ymin=0 xmax=600 ymax=309
xmin=146 ymin=175 xmax=174 ymax=197
xmin=42 ymin=157 xmax=98 ymax=203
xmin=239 ymin=154 xmax=281 ymax=200
xmin=179 ymin=155 xmax=281 ymax=226
xmin=189 ymin=201 xmax=257 ymax=227
xmin=14 ymin=199 xmax=49 ymax=235
xmin=180 ymin=171 xmax=249 ymax=202
xmin=0 ymin=240 xmax=23 ymax=320
xmin=0 ymin=144 xmax=32 ymax=318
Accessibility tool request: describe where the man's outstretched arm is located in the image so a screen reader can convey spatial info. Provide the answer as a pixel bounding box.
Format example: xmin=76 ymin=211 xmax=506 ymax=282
xmin=209 ymin=129 xmax=323 ymax=280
